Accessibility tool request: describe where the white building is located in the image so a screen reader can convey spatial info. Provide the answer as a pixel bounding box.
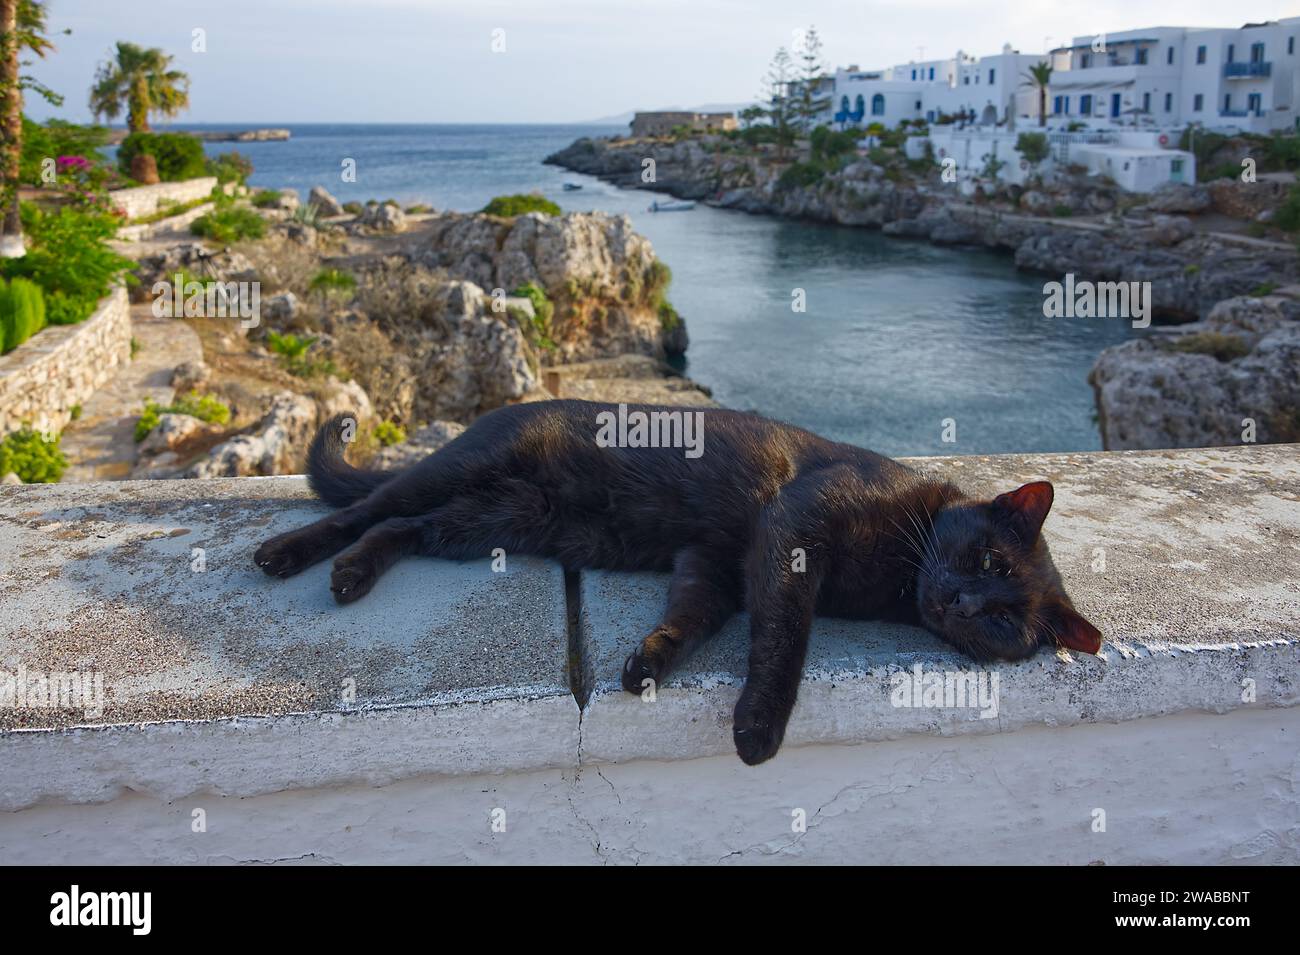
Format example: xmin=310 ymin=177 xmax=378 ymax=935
xmin=1049 ymin=18 xmax=1300 ymax=134
xmin=827 ymin=45 xmax=1045 ymax=130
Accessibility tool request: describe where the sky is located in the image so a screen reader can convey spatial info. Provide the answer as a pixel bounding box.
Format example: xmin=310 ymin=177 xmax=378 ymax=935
xmin=27 ymin=0 xmax=1300 ymax=125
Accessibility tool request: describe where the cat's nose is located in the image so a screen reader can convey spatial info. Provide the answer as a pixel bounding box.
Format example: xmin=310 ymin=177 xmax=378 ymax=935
xmin=948 ymin=592 xmax=984 ymax=619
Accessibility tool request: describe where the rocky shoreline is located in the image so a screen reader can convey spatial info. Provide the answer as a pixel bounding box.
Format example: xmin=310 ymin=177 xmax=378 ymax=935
xmin=97 ymin=188 xmax=710 ymax=482
xmin=548 ymin=134 xmax=1300 ymax=448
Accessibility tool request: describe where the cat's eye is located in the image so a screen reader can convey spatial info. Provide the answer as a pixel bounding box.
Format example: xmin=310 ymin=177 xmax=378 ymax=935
xmin=980 ymin=550 xmax=993 ymax=572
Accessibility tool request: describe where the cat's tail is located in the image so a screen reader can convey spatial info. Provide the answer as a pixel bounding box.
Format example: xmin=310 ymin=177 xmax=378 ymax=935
xmin=307 ymin=413 xmax=398 ymax=508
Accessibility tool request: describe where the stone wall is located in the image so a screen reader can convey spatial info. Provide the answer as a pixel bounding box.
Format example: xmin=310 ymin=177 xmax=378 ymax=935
xmin=0 ymin=287 xmax=131 ymax=438
xmin=108 ymin=177 xmax=218 ymax=220
xmin=0 ymin=444 xmax=1297 ymax=862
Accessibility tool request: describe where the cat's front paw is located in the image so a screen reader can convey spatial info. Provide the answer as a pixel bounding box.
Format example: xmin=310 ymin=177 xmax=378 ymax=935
xmin=732 ymin=693 xmax=787 ymax=766
xmin=254 ymin=531 xmax=318 ymax=578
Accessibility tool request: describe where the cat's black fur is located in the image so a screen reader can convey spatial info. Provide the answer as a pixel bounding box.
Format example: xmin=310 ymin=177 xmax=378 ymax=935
xmin=254 ymin=401 xmax=1102 ymax=765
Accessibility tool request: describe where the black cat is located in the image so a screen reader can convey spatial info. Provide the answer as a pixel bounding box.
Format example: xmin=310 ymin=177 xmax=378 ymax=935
xmin=254 ymin=401 xmax=1102 ymax=765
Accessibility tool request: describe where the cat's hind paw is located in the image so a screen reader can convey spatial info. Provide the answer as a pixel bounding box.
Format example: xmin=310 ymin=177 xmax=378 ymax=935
xmin=330 ymin=552 xmax=382 ymax=604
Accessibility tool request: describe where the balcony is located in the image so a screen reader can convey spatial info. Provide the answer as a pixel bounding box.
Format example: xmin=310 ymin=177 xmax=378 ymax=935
xmin=1224 ymin=61 xmax=1271 ymax=78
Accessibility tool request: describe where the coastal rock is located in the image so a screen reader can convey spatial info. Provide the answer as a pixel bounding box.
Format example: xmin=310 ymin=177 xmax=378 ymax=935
xmin=186 ymin=392 xmax=317 ymax=478
xmin=369 ymin=421 xmax=466 ymax=470
xmin=137 ymin=413 xmax=226 ymax=457
xmin=170 ymin=360 xmax=211 ymax=392
xmin=308 ymin=186 xmax=345 ymax=217
xmin=420 ymin=211 xmax=680 ymax=363
xmin=1208 ymin=178 xmax=1291 ymax=219
xmin=275 ymin=189 xmax=300 ymax=213
xmin=1090 ymin=287 xmax=1300 ymax=449
xmin=361 ymin=202 xmax=407 ymax=232
xmin=264 ymin=292 xmax=299 ymax=323
xmin=1144 ymin=183 xmax=1212 ymax=214
xmin=315 ymin=376 xmax=373 ymax=427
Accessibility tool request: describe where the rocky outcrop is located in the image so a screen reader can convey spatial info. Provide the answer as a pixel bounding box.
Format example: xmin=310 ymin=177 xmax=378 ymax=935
xmin=186 ymin=392 xmax=317 ymax=478
xmin=1089 ymin=287 xmax=1300 ymax=450
xmin=308 ymin=186 xmax=345 ymax=217
xmin=369 ymin=421 xmax=466 ymax=470
xmin=417 ymin=210 xmax=684 ymax=364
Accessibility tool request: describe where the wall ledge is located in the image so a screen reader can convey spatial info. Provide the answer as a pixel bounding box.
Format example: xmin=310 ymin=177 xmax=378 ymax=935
xmin=1 ymin=444 xmax=1297 ymax=810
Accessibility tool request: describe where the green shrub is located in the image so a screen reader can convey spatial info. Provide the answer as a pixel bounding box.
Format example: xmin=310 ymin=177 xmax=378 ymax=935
xmin=1273 ymin=183 xmax=1300 ymax=232
xmin=509 ymin=283 xmax=556 ymax=351
xmin=809 ymin=125 xmax=860 ymax=164
xmin=309 ymin=268 xmax=357 ymax=295
xmin=206 ymin=150 xmax=253 ymax=185
xmin=117 ymin=131 xmax=206 ymax=181
xmin=1016 ymin=132 xmax=1050 ymax=166
xmin=251 ymin=189 xmax=282 ymax=208
xmin=134 ymin=391 xmax=231 ymax=442
xmin=405 ymin=203 xmax=433 ymax=214
xmin=1168 ymin=332 xmax=1249 ymax=362
xmin=0 ymin=278 xmax=47 ymax=354
xmin=1051 ymin=204 xmax=1074 ymax=217
xmin=342 ymin=201 xmax=364 ymax=215
xmin=20 ymin=117 xmax=111 ymax=186
xmin=266 ymin=331 xmax=338 ymax=378
xmin=190 ymin=206 xmax=266 ymax=244
xmin=1250 ymin=282 xmax=1277 ymax=297
xmin=0 ymin=428 xmax=67 ymax=483
xmin=0 ymin=205 xmax=133 ymax=326
xmin=482 ymin=194 xmax=562 ymax=217
xmin=777 ymin=161 xmax=826 ymax=191
xmin=372 ymin=420 xmax=406 ymax=447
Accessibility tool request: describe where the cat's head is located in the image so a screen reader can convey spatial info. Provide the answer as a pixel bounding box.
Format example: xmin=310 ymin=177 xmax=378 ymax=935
xmin=915 ymin=481 xmax=1102 ymax=662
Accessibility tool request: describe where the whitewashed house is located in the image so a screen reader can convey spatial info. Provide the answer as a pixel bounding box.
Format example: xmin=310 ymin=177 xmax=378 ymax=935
xmin=1049 ymin=17 xmax=1300 ymax=134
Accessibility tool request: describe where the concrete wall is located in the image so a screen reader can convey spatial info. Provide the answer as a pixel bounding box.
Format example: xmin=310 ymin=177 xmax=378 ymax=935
xmin=0 ymin=287 xmax=130 ymax=440
xmin=1 ymin=444 xmax=1297 ymax=863
xmin=108 ymin=177 xmax=218 ymax=220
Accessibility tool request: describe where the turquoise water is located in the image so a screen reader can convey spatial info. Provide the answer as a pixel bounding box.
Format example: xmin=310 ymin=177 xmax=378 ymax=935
xmin=184 ymin=123 xmax=1143 ymax=456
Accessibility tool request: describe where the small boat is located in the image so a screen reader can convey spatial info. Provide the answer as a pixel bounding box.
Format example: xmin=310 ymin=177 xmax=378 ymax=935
xmin=562 ymin=182 xmax=583 ymax=191
xmin=648 ymin=199 xmax=695 ymax=212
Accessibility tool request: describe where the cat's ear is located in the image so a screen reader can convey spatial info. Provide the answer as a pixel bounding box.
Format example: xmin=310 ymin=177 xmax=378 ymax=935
xmin=992 ymin=481 xmax=1054 ymax=544
xmin=1040 ymin=603 xmax=1103 ymax=655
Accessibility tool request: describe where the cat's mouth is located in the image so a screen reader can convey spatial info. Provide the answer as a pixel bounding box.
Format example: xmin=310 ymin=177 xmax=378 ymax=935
xmin=917 ymin=595 xmax=1037 ymax=663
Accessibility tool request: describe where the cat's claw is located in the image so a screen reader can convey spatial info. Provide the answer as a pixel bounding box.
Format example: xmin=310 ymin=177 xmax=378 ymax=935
xmin=254 ymin=534 xmax=316 ymax=578
xmin=330 ymin=555 xmax=379 ymax=605
xmin=621 ymin=651 xmax=659 ymax=695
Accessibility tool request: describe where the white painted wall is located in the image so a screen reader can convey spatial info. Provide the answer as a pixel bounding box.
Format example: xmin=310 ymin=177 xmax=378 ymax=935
xmin=2 ymin=708 xmax=1295 ymax=864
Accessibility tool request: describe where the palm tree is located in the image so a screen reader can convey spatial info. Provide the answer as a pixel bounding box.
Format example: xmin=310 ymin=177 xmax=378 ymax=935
xmin=1 ymin=0 xmax=56 ymax=258
xmin=1022 ymin=61 xmax=1053 ymax=128
xmin=89 ymin=41 xmax=189 ymax=133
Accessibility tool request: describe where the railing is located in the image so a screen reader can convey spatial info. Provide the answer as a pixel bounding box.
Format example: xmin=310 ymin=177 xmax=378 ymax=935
xmin=1224 ymin=61 xmax=1271 ymax=78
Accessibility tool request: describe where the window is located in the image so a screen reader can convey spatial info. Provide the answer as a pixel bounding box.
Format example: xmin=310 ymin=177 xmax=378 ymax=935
xmin=929 ymin=67 xmax=934 ymax=80
xmin=1167 ymin=47 xmax=1174 ymax=65
xmin=1080 ymin=94 xmax=1092 ymax=114
xmin=1224 ymin=93 xmax=1232 ymax=112
xmin=915 ymin=100 xmax=921 ymax=110
xmin=1226 ymin=44 xmax=1234 ymax=63
xmin=1290 ymin=37 xmax=1295 ymax=55
xmin=1136 ymin=47 xmax=1148 ymax=65
xmin=1165 ymin=92 xmax=1172 ymax=111
xmin=1053 ymin=95 xmax=1063 ymax=114
xmin=1248 ymin=93 xmax=1262 ymax=115
xmin=1081 ymin=53 xmax=1090 ymax=68
xmin=1251 ymin=42 xmax=1265 ymax=63
xmin=963 ymin=75 xmax=969 ymax=85
xmin=988 ymin=68 xmax=995 ymax=84
xmin=911 ymin=69 xmax=917 ymax=80
xmin=1193 ymin=93 xmax=1203 ymax=111
xmin=871 ymin=93 xmax=885 ymax=116
xmin=1196 ymin=45 xmax=1206 ymax=64
xmin=1142 ymin=92 xmax=1151 ymax=112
